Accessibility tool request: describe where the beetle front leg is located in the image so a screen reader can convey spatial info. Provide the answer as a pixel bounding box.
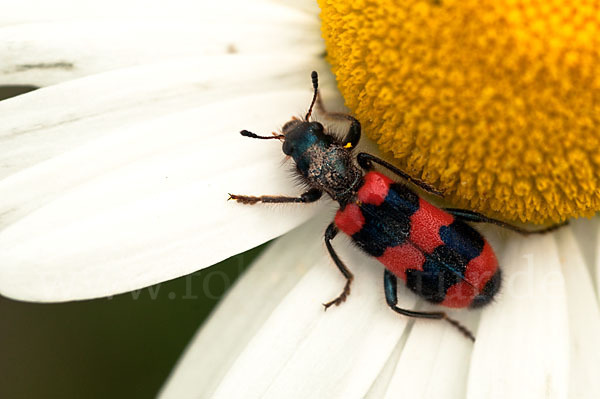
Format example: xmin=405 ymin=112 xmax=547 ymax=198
xmin=384 ymin=270 xmax=475 ymax=342
xmin=314 ymin=96 xmax=361 ymax=149
xmin=323 ymin=223 xmax=354 ymax=309
xmin=229 ymin=188 xmax=322 ymax=205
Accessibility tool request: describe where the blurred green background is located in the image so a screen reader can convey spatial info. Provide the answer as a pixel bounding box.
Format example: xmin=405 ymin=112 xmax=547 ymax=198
xmin=0 ymin=85 xmax=267 ymax=399
xmin=0 ymin=245 xmax=266 ymax=399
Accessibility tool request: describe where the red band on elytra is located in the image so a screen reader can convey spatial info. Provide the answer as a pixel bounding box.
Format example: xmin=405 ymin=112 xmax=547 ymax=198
xmin=334 ymin=203 xmax=365 ymax=236
xmin=409 ymin=198 xmax=454 ymax=253
xmin=377 ymin=243 xmax=426 ymax=281
xmin=358 ymin=171 xmax=392 ymax=205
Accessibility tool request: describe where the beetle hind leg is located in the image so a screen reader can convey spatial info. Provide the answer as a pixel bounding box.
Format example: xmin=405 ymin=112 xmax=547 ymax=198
xmin=384 ymin=269 xmax=475 ymax=342
xmin=443 ymin=208 xmax=568 ymax=235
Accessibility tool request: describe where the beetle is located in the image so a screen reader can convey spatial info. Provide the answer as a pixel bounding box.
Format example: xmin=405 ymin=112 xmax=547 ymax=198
xmin=229 ymin=71 xmax=565 ymax=341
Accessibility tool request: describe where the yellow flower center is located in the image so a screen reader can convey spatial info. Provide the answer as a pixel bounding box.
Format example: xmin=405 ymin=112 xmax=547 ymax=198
xmin=318 ymin=0 xmax=600 ymax=223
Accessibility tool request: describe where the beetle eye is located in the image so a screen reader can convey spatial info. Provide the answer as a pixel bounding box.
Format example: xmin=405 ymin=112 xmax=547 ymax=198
xmin=282 ymin=140 xmax=294 ymax=155
xmin=311 ymin=122 xmax=324 ymax=132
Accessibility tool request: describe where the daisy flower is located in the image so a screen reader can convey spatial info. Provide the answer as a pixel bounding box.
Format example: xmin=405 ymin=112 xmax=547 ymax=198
xmin=1 ymin=1 xmax=600 ymax=398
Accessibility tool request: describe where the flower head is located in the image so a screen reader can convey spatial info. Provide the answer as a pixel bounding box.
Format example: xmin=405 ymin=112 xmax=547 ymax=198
xmin=319 ymin=0 xmax=600 ymax=223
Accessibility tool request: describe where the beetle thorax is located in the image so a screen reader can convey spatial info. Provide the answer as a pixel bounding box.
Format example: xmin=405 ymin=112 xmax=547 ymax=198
xmin=303 ymin=143 xmax=363 ymax=202
xmin=281 ymin=121 xmax=363 ymax=203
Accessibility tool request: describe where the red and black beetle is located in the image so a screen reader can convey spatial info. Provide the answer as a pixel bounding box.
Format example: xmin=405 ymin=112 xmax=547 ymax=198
xmin=229 ymin=71 xmax=565 ymax=341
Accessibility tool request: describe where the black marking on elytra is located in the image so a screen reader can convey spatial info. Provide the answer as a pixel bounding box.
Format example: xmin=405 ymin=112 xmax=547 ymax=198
xmin=352 ymin=203 xmax=411 ymax=256
xmin=387 ymin=183 xmax=420 ymax=215
xmin=470 ymin=269 xmax=502 ymax=308
xmin=439 ymin=220 xmax=484 ymax=261
xmin=406 ymin=245 xmax=470 ymax=304
xmin=351 ymin=184 xmax=419 ymax=256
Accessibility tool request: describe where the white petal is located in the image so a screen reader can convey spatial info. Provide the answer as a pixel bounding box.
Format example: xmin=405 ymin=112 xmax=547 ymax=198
xmin=209 ymin=223 xmax=414 ymax=399
xmin=380 ymin=308 xmax=476 ymax=399
xmin=0 ymin=56 xmax=342 ymax=301
xmin=556 ymin=226 xmax=600 ymax=398
xmin=364 ymin=335 xmax=408 ymax=398
xmin=584 ymin=217 xmax=600 ymax=301
xmin=467 ymin=233 xmax=569 ymax=399
xmin=1 ymin=1 xmax=321 ymax=86
xmin=1 ymin=0 xmax=316 ymax=23
xmin=1 ymin=56 xmax=332 ymax=180
xmin=160 ymin=216 xmax=328 ymax=398
xmin=570 ymin=216 xmax=598 ymax=280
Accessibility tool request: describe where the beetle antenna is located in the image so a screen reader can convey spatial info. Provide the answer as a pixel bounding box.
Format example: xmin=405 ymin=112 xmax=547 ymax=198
xmin=240 ymin=130 xmax=284 ymax=140
xmin=305 ymin=71 xmax=319 ymax=121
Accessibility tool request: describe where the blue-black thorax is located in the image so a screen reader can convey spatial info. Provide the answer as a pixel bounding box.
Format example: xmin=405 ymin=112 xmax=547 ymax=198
xmin=282 ymin=121 xmax=363 ymax=204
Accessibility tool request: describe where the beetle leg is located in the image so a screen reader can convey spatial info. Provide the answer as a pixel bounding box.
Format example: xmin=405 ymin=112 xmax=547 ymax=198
xmin=384 ymin=269 xmax=475 ymax=342
xmin=323 ymin=223 xmax=354 ymax=309
xmin=228 ymin=188 xmax=322 ymax=205
xmin=314 ymin=96 xmax=361 ymax=149
xmin=356 ymin=153 xmax=444 ymax=197
xmin=443 ymin=208 xmax=568 ymax=235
